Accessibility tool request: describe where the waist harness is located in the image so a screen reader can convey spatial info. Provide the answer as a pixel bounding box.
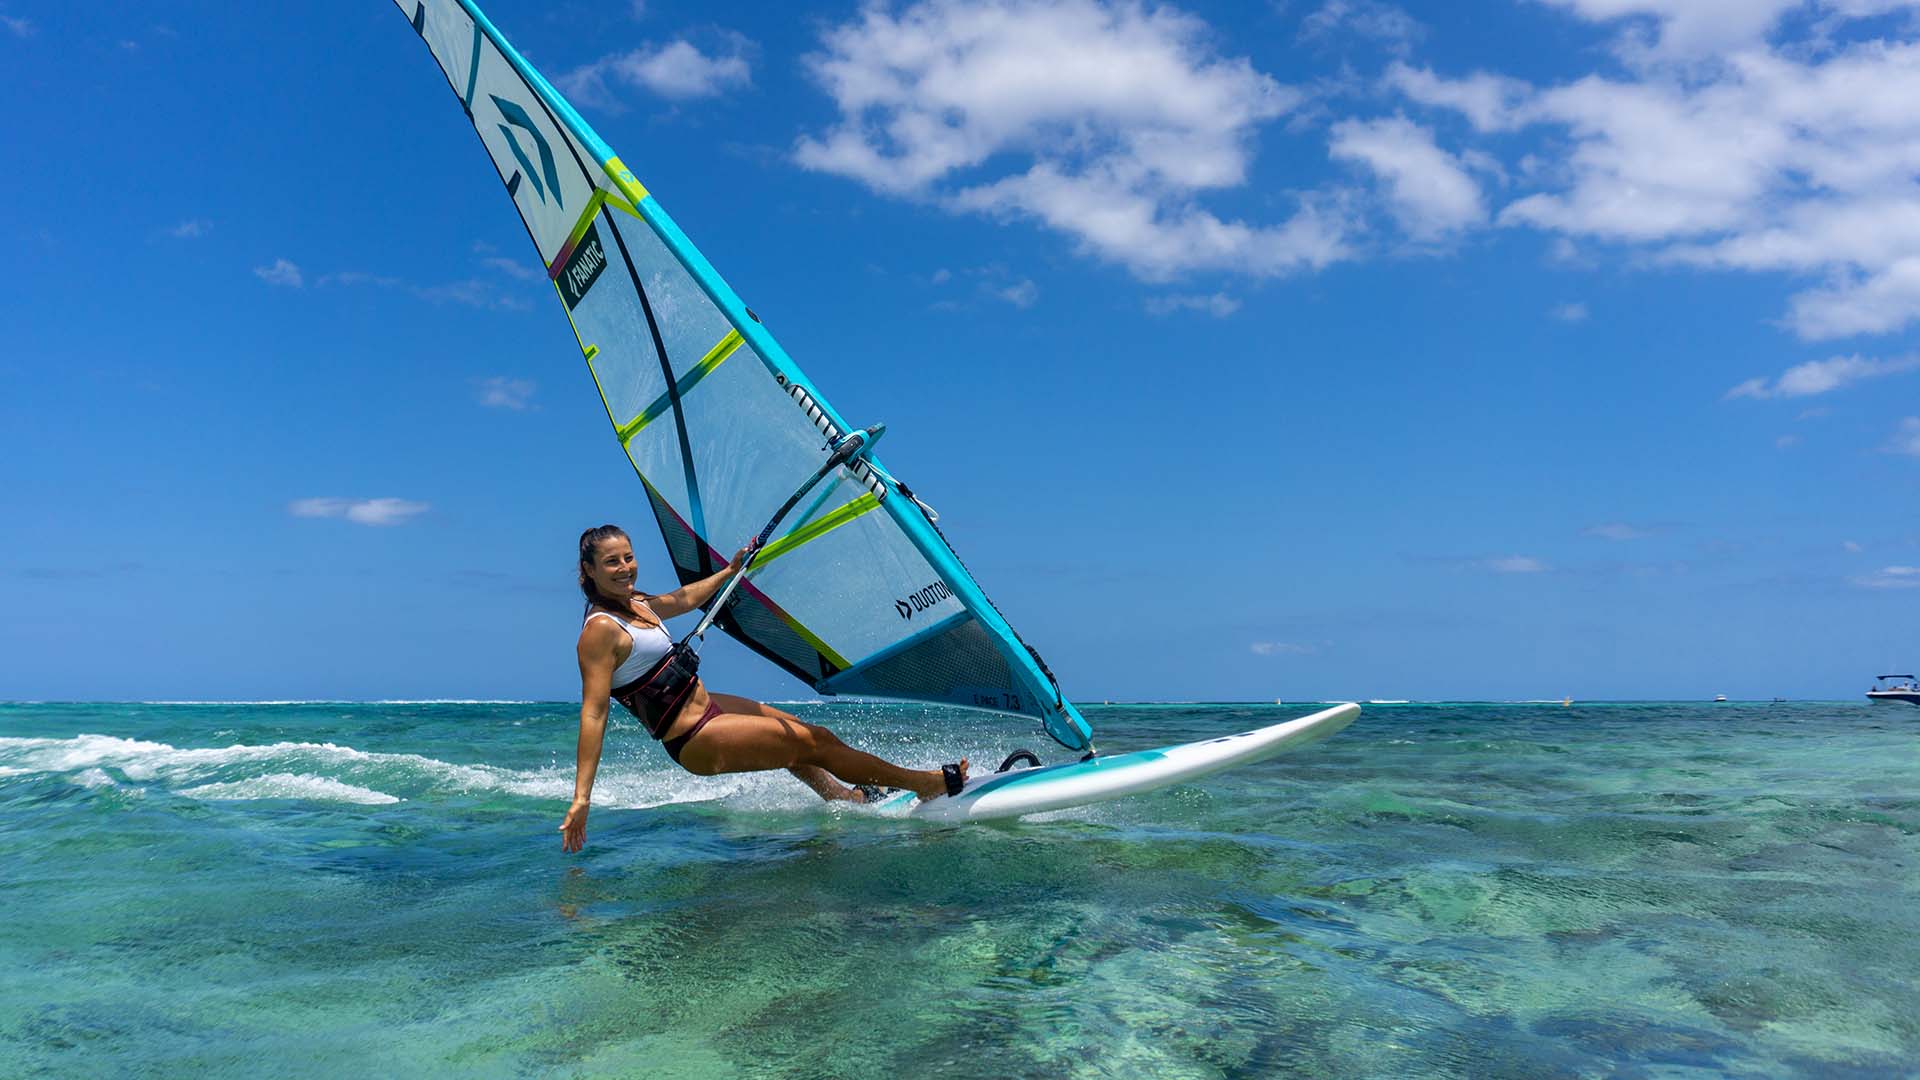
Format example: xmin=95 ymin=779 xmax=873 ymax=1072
xmin=609 ymin=642 xmax=701 ymax=739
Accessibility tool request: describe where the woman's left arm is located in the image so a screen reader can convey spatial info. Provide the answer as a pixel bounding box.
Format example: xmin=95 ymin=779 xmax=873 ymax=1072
xmin=646 ymin=546 xmax=751 ymax=619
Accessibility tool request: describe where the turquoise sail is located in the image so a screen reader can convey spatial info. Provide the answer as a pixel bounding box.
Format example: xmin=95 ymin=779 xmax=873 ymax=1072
xmin=393 ymin=0 xmax=1094 ymax=751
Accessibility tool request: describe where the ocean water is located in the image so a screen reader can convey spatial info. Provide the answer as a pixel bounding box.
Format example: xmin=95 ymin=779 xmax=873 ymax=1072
xmin=1 ymin=700 xmax=1915 ymax=1078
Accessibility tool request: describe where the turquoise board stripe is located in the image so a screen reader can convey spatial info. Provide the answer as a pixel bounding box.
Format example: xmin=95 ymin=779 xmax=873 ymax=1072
xmin=957 ymin=749 xmax=1170 ymax=801
xmin=449 ymin=0 xmax=1092 ymax=751
xmin=821 ymin=610 xmax=972 ymax=689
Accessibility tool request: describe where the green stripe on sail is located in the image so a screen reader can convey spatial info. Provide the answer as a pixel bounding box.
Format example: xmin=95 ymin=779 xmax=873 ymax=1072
xmin=753 ymin=493 xmax=882 ymax=568
xmin=613 ymin=329 xmax=745 ymax=446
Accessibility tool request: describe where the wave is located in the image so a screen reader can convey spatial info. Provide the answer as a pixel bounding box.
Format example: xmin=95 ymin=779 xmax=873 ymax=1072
xmin=181 ymin=774 xmax=402 ymax=805
xmin=0 ymin=732 xmax=824 ymax=812
xmin=136 ymin=699 xmax=538 ymax=706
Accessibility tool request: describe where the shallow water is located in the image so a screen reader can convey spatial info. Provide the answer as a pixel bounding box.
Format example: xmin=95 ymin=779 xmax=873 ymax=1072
xmin=1 ymin=700 xmax=1915 ymax=1077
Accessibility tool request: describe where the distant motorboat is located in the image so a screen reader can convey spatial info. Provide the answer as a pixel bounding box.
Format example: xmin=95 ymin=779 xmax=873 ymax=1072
xmin=1713 ymin=694 xmax=1727 ymax=702
xmin=1867 ymin=674 xmax=1920 ymax=705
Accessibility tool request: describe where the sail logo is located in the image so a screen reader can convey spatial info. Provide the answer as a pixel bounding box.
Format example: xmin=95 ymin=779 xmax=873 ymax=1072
xmin=894 ymin=581 xmax=951 ymax=620
xmin=558 ymin=222 xmax=607 ymax=309
xmin=490 ymin=95 xmax=563 ymax=210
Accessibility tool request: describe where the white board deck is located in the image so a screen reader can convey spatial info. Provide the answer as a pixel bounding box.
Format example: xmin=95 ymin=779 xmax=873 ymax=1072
xmin=874 ymin=702 xmax=1360 ymax=822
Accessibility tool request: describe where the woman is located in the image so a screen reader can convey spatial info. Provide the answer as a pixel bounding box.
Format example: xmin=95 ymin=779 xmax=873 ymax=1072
xmin=560 ymin=524 xmax=967 ymax=851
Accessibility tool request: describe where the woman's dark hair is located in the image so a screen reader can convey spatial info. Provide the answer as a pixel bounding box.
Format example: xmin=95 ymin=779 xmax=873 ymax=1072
xmin=578 ymin=524 xmax=633 ymax=614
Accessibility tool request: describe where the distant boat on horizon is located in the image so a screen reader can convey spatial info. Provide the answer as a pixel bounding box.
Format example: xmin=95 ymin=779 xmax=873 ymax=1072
xmin=1714 ymin=694 xmax=1728 ymax=702
xmin=1867 ymin=674 xmax=1920 ymax=706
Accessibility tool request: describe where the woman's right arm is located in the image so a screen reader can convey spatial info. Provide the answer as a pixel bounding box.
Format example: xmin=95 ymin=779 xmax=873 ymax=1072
xmin=561 ymin=624 xmax=619 ymax=853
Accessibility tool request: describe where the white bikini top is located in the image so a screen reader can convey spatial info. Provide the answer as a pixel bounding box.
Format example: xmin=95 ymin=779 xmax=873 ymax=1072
xmin=586 ymin=605 xmax=673 ymax=688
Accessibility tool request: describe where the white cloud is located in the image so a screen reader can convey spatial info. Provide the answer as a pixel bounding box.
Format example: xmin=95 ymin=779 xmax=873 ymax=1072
xmin=1550 ymin=301 xmax=1590 ymax=322
xmin=481 ymin=256 xmax=541 ymax=281
xmin=1775 ymin=433 xmax=1802 ymax=448
xmin=991 ymin=279 xmax=1039 ymax=308
xmin=1486 ymin=555 xmax=1549 ymax=573
xmin=164 ymin=219 xmax=210 ymax=239
xmin=1583 ymin=522 xmax=1650 ymax=540
xmin=413 ymin=279 xmax=530 ymax=310
xmin=319 ymin=271 xmax=401 ymax=288
xmin=289 ymin=498 xmax=430 ymax=527
xmin=557 ymin=37 xmax=752 ymax=106
xmin=795 ymin=0 xmax=1351 ymax=280
xmin=1144 ymin=292 xmax=1241 ymax=317
xmin=476 ymin=376 xmax=535 ymax=410
xmin=1389 ymin=17 xmax=1920 ymax=340
xmin=1530 ymin=0 xmax=1809 ymax=60
xmin=1 ymin=16 xmax=32 ymax=37
xmin=1298 ymin=1 xmax=1425 ymax=55
xmin=1329 ymin=115 xmax=1485 ymax=241
xmin=1251 ymin=641 xmax=1319 ymax=655
xmin=317 ymin=270 xmax=528 ymax=311
xmin=1853 ymin=564 xmax=1920 ymax=588
xmin=1884 ymin=415 xmax=1920 ymax=455
xmin=253 ymin=258 xmax=303 ymax=287
xmin=1786 ymin=260 xmax=1920 ymax=339
xmin=1844 ymin=539 xmax=1864 ymax=552
xmin=949 ymin=172 xmax=1354 ymax=279
xmin=1384 ymin=62 xmax=1532 ymax=133
xmin=1724 ymin=354 xmax=1920 ymax=399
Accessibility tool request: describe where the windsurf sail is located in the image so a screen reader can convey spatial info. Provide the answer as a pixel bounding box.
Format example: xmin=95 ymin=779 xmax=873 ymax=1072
xmin=393 ymin=0 xmax=1094 ymax=751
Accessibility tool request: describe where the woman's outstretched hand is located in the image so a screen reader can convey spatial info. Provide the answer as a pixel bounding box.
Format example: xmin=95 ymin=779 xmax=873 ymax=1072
xmin=727 ymin=544 xmax=754 ymax=574
xmin=560 ymin=799 xmax=590 ymax=852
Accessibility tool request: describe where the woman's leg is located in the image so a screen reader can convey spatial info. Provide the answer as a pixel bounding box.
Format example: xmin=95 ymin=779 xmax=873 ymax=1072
xmin=787 ymin=763 xmax=860 ymax=802
xmin=677 ymin=693 xmax=964 ymax=799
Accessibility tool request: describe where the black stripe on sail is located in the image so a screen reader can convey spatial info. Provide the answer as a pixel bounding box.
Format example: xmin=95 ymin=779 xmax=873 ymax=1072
xmin=505 ymin=170 xmax=521 ymax=198
xmin=599 ymin=211 xmax=713 ymax=577
xmin=469 ymin=29 xmax=715 ymax=576
xmin=412 ymin=3 xmax=426 ymax=35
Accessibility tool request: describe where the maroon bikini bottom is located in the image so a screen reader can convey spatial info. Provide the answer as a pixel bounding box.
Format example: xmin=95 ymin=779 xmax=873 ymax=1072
xmin=662 ymin=699 xmax=723 ymax=766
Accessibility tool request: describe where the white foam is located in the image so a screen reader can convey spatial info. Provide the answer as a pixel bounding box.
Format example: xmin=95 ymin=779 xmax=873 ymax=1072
xmin=0 ymin=733 xmax=807 ymax=812
xmin=370 ymin=699 xmax=535 ymax=705
xmin=140 ymin=700 xmax=333 ymax=706
xmin=136 ymin=699 xmax=537 ymax=706
xmin=180 ymin=773 xmax=402 ymax=804
xmin=74 ymin=767 xmax=119 ymax=788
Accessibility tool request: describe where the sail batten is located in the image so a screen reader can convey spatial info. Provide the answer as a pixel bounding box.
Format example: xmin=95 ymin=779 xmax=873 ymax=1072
xmin=395 ymin=0 xmax=1095 ymax=750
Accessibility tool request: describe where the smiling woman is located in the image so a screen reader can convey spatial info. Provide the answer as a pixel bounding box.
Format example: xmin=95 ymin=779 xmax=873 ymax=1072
xmin=560 ymin=525 xmax=967 ymax=852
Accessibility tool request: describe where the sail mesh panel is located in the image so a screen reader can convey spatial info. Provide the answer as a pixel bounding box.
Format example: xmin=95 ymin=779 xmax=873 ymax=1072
xmin=721 ymin=592 xmax=830 ymax=684
xmin=829 ymin=618 xmax=1030 ymax=716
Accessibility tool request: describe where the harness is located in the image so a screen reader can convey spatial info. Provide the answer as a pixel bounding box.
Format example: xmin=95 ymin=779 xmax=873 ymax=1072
xmin=609 ymin=643 xmax=701 ymax=740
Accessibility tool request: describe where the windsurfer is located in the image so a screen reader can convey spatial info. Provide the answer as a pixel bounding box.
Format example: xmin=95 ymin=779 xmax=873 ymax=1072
xmin=561 ymin=525 xmax=967 ymax=851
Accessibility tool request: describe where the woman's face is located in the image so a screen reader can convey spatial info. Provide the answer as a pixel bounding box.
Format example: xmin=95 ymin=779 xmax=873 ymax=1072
xmin=585 ymin=536 xmax=638 ymax=596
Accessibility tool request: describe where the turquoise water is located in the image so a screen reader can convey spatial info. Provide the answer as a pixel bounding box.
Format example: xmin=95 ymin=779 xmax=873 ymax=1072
xmin=2 ymin=700 xmax=1915 ymax=1077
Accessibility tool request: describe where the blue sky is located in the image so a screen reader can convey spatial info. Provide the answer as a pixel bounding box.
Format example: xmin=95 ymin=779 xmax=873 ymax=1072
xmin=3 ymin=0 xmax=1917 ymax=704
